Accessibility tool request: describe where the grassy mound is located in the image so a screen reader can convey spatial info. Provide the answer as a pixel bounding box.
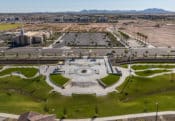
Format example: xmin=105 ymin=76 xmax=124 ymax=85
xmin=50 ymin=74 xmax=69 ymax=87
xmin=1 ymin=72 xmax=175 ymax=118
xmin=0 ymin=75 xmax=52 ymax=114
xmin=135 ymin=70 xmax=170 ymax=76
xmin=117 ymin=74 xmax=175 ymax=99
xmin=101 ymin=74 xmax=120 ymax=86
xmin=120 ymin=64 xmax=128 ymax=68
xmin=0 ymin=68 xmax=38 ymax=78
xmin=132 ymin=64 xmax=175 ymax=70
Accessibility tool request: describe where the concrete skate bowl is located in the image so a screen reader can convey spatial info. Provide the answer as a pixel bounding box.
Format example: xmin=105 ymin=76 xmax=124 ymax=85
xmin=75 ymin=67 xmax=95 ymax=76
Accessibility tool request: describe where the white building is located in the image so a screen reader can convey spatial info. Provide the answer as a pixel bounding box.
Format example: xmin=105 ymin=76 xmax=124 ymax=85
xmin=13 ymin=28 xmax=51 ymax=46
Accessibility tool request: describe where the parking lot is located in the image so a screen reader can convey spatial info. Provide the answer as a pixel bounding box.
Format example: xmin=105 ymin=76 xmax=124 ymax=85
xmin=53 ymin=32 xmax=124 ymax=48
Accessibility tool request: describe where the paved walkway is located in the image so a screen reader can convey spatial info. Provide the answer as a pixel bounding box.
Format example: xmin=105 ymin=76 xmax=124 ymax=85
xmin=0 ymin=113 xmax=19 ymax=119
xmin=40 ymin=59 xmax=131 ymax=96
xmin=132 ymin=63 xmax=175 ymax=66
xmin=0 ymin=64 xmax=175 ymax=120
xmin=0 ymin=66 xmax=39 ymax=79
xmin=63 ymin=111 xmax=175 ymax=121
xmin=1 ymin=63 xmax=175 ymax=96
xmin=1 ymin=63 xmax=174 ymax=96
xmin=1 ymin=111 xmax=175 ymax=121
xmin=132 ymin=66 xmax=175 ymax=78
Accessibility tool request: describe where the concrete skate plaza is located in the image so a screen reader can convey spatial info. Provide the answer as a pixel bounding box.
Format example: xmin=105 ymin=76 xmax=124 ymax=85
xmin=43 ymin=58 xmax=128 ymax=96
xmin=62 ymin=58 xmax=108 ymax=94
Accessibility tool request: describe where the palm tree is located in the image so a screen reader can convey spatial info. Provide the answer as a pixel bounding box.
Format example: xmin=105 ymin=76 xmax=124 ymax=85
xmin=144 ymin=51 xmax=149 ymax=58
xmin=42 ymin=34 xmax=47 ymax=46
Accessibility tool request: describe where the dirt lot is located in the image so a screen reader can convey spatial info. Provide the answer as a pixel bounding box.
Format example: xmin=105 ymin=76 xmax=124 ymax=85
xmin=20 ymin=23 xmax=112 ymax=33
xmin=12 ymin=20 xmax=175 ymax=47
xmin=116 ymin=20 xmax=175 ymax=47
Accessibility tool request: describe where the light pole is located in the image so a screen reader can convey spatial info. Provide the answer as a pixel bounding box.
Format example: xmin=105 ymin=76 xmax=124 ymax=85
xmin=89 ymin=49 xmax=92 ymax=59
xmin=155 ymin=102 xmax=159 ymax=121
xmin=167 ymin=50 xmax=170 ymax=59
xmin=129 ymin=47 xmax=132 ymax=76
xmin=38 ymin=49 xmax=41 ymax=74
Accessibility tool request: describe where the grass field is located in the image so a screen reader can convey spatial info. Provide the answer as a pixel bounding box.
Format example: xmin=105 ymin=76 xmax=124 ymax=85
xmin=50 ymin=74 xmax=69 ymax=87
xmin=135 ymin=70 xmax=171 ymax=76
xmin=1 ymin=72 xmax=175 ymax=118
xmin=101 ymin=74 xmax=120 ymax=86
xmin=132 ymin=64 xmax=175 ymax=70
xmin=0 ymin=66 xmax=3 ymax=70
xmin=0 ymin=23 xmax=21 ymax=31
xmin=0 ymin=68 xmax=38 ymax=78
xmin=120 ymin=64 xmax=128 ymax=68
xmin=0 ymin=76 xmax=51 ymax=114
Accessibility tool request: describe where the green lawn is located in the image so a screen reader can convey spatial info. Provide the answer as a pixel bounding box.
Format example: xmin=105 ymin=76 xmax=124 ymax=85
xmin=0 ymin=92 xmax=44 ymax=114
xmin=0 ymin=75 xmax=51 ymax=114
xmin=120 ymin=64 xmax=128 ymax=68
xmin=0 ymin=66 xmax=3 ymax=70
xmin=117 ymin=74 xmax=175 ymax=101
xmin=50 ymin=74 xmax=69 ymax=87
xmin=0 ymin=23 xmax=20 ymax=31
xmin=1 ymin=73 xmax=175 ymax=118
xmin=132 ymin=64 xmax=175 ymax=70
xmin=135 ymin=70 xmax=171 ymax=76
xmin=0 ymin=68 xmax=38 ymax=78
xmin=101 ymin=74 xmax=120 ymax=86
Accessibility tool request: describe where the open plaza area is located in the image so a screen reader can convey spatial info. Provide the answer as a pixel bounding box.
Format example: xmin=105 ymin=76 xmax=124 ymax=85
xmin=39 ymin=57 xmax=125 ymax=96
xmin=0 ymin=61 xmax=175 ymax=119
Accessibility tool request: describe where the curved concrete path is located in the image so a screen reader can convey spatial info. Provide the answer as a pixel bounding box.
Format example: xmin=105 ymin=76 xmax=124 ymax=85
xmin=0 ymin=66 xmax=39 ymax=79
xmin=1 ymin=64 xmax=175 ymax=96
xmin=133 ymin=67 xmax=175 ymax=78
xmin=41 ymin=63 xmax=175 ymax=96
xmin=1 ymin=111 xmax=175 ymax=121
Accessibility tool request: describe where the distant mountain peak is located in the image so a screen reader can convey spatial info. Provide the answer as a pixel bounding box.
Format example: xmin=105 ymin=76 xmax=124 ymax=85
xmin=142 ymin=8 xmax=170 ymax=13
xmin=79 ymin=8 xmax=174 ymax=14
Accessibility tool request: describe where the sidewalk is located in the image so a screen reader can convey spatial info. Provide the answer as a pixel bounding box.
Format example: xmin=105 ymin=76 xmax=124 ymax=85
xmin=1 ymin=111 xmax=175 ymax=121
xmin=64 ymin=111 xmax=175 ymax=121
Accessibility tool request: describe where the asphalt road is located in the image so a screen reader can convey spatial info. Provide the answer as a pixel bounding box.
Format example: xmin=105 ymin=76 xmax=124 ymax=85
xmin=0 ymin=47 xmax=175 ymax=58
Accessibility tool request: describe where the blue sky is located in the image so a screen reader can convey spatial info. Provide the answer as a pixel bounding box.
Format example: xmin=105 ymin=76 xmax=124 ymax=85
xmin=0 ymin=0 xmax=175 ymax=13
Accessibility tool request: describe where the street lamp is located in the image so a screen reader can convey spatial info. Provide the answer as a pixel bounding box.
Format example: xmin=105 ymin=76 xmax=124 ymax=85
xmin=155 ymin=102 xmax=159 ymax=121
xmin=37 ymin=49 xmax=41 ymax=74
xmin=129 ymin=47 xmax=132 ymax=76
xmin=167 ymin=50 xmax=170 ymax=59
